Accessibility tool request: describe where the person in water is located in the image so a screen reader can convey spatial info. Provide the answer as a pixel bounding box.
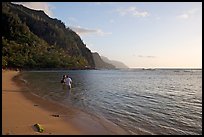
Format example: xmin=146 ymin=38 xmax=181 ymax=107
xmin=65 ymin=75 xmax=72 ymax=90
xmin=61 ymin=75 xmax=67 ymax=84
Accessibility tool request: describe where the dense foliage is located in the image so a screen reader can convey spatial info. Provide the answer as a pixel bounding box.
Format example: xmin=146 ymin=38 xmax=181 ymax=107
xmin=2 ymin=2 xmax=95 ymax=69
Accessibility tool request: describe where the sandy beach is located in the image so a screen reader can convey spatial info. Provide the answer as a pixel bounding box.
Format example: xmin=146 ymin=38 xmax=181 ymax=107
xmin=2 ymin=70 xmax=128 ymax=135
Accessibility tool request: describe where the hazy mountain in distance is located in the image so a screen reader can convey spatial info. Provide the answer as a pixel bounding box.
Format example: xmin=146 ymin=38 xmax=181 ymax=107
xmin=101 ymin=56 xmax=129 ymax=69
xmin=92 ymin=52 xmax=115 ymax=69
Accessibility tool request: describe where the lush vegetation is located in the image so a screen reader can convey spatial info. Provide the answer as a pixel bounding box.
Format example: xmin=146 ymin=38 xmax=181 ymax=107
xmin=2 ymin=2 xmax=95 ymax=69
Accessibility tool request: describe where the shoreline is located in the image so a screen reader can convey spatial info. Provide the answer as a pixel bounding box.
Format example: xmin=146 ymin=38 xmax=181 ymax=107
xmin=2 ymin=70 xmax=129 ymax=135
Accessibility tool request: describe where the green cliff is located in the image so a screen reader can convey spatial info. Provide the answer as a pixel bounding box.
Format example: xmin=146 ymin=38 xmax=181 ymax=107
xmin=2 ymin=2 xmax=95 ymax=69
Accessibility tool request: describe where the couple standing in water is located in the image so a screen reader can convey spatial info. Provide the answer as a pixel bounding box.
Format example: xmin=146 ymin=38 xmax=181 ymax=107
xmin=61 ymin=74 xmax=72 ymax=90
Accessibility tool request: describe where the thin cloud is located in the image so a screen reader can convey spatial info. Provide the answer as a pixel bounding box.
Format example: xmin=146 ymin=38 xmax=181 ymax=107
xmin=178 ymin=14 xmax=189 ymax=19
xmin=116 ymin=6 xmax=149 ymax=17
xmin=138 ymin=55 xmax=156 ymax=58
xmin=177 ymin=8 xmax=199 ymax=19
xmin=70 ymin=26 xmax=112 ymax=36
xmin=13 ymin=2 xmax=54 ymax=17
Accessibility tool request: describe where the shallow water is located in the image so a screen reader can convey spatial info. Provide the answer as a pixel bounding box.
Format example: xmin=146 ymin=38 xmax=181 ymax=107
xmin=20 ymin=69 xmax=202 ymax=135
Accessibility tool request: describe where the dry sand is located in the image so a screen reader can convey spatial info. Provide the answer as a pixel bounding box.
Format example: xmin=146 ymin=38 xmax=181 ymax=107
xmin=2 ymin=70 xmax=128 ymax=135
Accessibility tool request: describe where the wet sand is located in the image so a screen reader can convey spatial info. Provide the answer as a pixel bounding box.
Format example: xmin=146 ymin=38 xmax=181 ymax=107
xmin=2 ymin=70 xmax=128 ymax=135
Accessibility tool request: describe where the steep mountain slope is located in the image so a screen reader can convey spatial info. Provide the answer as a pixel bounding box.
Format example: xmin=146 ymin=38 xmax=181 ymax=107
xmin=2 ymin=2 xmax=95 ymax=69
xmin=101 ymin=56 xmax=129 ymax=69
xmin=92 ymin=52 xmax=115 ymax=69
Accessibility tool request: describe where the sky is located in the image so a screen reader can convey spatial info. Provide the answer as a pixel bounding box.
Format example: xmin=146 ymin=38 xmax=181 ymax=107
xmin=14 ymin=2 xmax=202 ymax=68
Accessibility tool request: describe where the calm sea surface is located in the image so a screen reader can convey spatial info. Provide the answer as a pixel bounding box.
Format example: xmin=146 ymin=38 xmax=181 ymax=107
xmin=19 ymin=69 xmax=202 ymax=135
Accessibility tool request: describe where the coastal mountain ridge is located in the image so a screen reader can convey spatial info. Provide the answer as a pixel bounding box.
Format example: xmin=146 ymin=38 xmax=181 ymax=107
xmin=101 ymin=56 xmax=129 ymax=69
xmin=2 ymin=2 xmax=94 ymax=69
xmin=92 ymin=52 xmax=116 ymax=69
xmin=2 ymin=2 xmax=126 ymax=70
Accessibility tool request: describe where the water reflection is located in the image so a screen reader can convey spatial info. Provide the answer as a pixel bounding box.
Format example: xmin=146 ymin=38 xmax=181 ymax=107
xmin=21 ymin=69 xmax=202 ymax=135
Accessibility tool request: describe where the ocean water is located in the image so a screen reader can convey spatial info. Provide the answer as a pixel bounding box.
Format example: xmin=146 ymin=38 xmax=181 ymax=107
xmin=19 ymin=69 xmax=202 ymax=135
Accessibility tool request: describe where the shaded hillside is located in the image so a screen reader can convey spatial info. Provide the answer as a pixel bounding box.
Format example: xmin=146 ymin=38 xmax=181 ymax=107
xmin=2 ymin=2 xmax=95 ymax=69
xmin=101 ymin=56 xmax=129 ymax=69
xmin=92 ymin=53 xmax=115 ymax=69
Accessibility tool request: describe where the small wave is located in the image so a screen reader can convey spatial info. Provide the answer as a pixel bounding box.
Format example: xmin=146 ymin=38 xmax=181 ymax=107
xmin=158 ymin=124 xmax=188 ymax=135
xmin=129 ymin=127 xmax=154 ymax=135
xmin=20 ymin=78 xmax=28 ymax=84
